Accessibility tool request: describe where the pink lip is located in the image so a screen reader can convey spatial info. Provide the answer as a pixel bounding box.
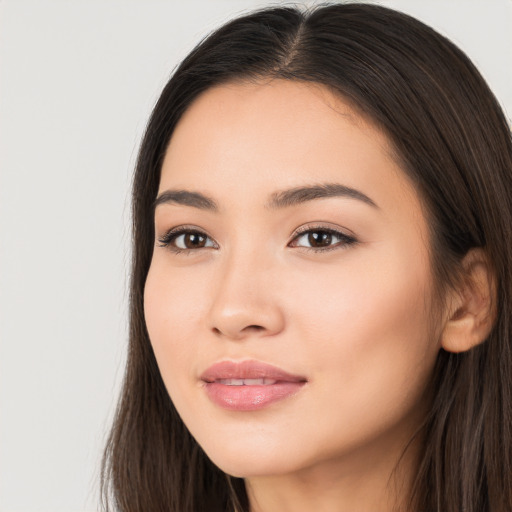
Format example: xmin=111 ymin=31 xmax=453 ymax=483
xmin=201 ymin=360 xmax=307 ymax=411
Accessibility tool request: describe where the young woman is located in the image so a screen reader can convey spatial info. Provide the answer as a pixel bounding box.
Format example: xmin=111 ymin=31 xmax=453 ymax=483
xmin=101 ymin=3 xmax=512 ymax=511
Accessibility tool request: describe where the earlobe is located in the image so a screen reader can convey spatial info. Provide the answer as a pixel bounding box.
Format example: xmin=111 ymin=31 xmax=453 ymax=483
xmin=440 ymin=248 xmax=496 ymax=353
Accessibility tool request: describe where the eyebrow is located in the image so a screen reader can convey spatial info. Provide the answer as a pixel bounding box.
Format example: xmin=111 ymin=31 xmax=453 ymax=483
xmin=154 ymin=182 xmax=378 ymax=212
xmin=267 ymin=183 xmax=378 ymax=210
xmin=154 ymin=190 xmax=218 ymax=211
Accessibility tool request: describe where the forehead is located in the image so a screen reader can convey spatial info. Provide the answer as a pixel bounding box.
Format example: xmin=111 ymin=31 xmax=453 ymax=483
xmin=160 ymin=79 xmax=420 ymax=219
xmin=165 ymin=79 xmax=393 ymax=166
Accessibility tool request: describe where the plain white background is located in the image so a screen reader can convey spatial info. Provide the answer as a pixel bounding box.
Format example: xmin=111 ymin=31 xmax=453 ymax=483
xmin=0 ymin=1 xmax=510 ymax=511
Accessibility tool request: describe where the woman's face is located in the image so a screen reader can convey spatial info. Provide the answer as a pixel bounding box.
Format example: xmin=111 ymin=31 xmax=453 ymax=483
xmin=144 ymin=79 xmax=442 ymax=479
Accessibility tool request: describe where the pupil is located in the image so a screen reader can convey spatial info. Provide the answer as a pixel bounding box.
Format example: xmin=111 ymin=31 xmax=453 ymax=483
xmin=185 ymin=233 xmax=205 ymax=248
xmin=309 ymin=231 xmax=331 ymax=247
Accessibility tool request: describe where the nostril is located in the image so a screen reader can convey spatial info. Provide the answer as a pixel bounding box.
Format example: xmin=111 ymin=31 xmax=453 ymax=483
xmin=212 ymin=324 xmax=265 ymax=338
xmin=244 ymin=325 xmax=265 ymax=332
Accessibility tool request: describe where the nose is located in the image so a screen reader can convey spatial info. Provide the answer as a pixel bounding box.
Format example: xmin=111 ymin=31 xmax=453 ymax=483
xmin=207 ymin=250 xmax=285 ymax=341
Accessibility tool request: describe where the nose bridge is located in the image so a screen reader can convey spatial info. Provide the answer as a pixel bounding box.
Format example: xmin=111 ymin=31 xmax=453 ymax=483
xmin=208 ymin=235 xmax=284 ymax=340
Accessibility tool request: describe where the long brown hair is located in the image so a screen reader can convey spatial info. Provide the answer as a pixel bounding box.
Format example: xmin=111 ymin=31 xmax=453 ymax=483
xmin=101 ymin=3 xmax=512 ymax=511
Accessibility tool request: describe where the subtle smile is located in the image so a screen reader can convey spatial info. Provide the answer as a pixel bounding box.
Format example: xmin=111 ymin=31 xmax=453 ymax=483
xmin=201 ymin=360 xmax=307 ymax=411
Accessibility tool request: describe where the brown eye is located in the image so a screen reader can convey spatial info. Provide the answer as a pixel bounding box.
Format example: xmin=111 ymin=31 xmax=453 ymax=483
xmin=307 ymin=231 xmax=332 ymax=248
xmin=158 ymin=228 xmax=216 ymax=252
xmin=181 ymin=232 xmax=207 ymax=249
xmin=291 ymin=227 xmax=357 ymax=252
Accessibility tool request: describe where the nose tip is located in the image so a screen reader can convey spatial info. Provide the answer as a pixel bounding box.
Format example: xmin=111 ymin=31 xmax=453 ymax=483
xmin=207 ymin=262 xmax=285 ymax=341
xmin=210 ymin=303 xmax=284 ymax=341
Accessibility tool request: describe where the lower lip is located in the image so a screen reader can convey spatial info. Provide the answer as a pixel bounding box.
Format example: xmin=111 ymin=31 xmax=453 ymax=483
xmin=204 ymin=382 xmax=305 ymax=411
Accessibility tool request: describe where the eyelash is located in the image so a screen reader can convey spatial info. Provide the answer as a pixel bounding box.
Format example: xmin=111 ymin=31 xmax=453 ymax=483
xmin=158 ymin=224 xmax=357 ymax=255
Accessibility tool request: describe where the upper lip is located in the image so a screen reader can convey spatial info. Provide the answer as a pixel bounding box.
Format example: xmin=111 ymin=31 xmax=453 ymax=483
xmin=200 ymin=360 xmax=307 ymax=383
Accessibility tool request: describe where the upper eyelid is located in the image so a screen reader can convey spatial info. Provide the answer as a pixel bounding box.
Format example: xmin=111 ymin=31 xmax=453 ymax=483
xmin=158 ymin=223 xmax=350 ymax=238
xmin=292 ymin=223 xmax=355 ymax=238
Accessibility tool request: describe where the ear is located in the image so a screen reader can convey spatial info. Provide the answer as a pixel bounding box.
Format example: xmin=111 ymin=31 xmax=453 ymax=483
xmin=441 ymin=248 xmax=496 ymax=353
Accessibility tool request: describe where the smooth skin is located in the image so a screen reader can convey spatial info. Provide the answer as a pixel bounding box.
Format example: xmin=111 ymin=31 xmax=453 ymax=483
xmin=144 ymin=79 xmax=495 ymax=512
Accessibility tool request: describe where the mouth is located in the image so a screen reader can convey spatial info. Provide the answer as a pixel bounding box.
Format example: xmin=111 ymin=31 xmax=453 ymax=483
xmin=214 ymin=378 xmax=279 ymax=386
xmin=200 ymin=360 xmax=307 ymax=411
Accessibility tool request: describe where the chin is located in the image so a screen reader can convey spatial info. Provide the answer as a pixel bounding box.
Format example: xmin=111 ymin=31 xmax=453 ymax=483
xmin=209 ymin=456 xmax=293 ymax=479
xmin=197 ymin=434 xmax=310 ymax=479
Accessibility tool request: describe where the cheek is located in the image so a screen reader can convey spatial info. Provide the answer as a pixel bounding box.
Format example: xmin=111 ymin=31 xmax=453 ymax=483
xmin=143 ymin=260 xmax=208 ymax=394
xmin=288 ymin=244 xmax=437 ymax=417
xmin=291 ymin=244 xmax=431 ymax=337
